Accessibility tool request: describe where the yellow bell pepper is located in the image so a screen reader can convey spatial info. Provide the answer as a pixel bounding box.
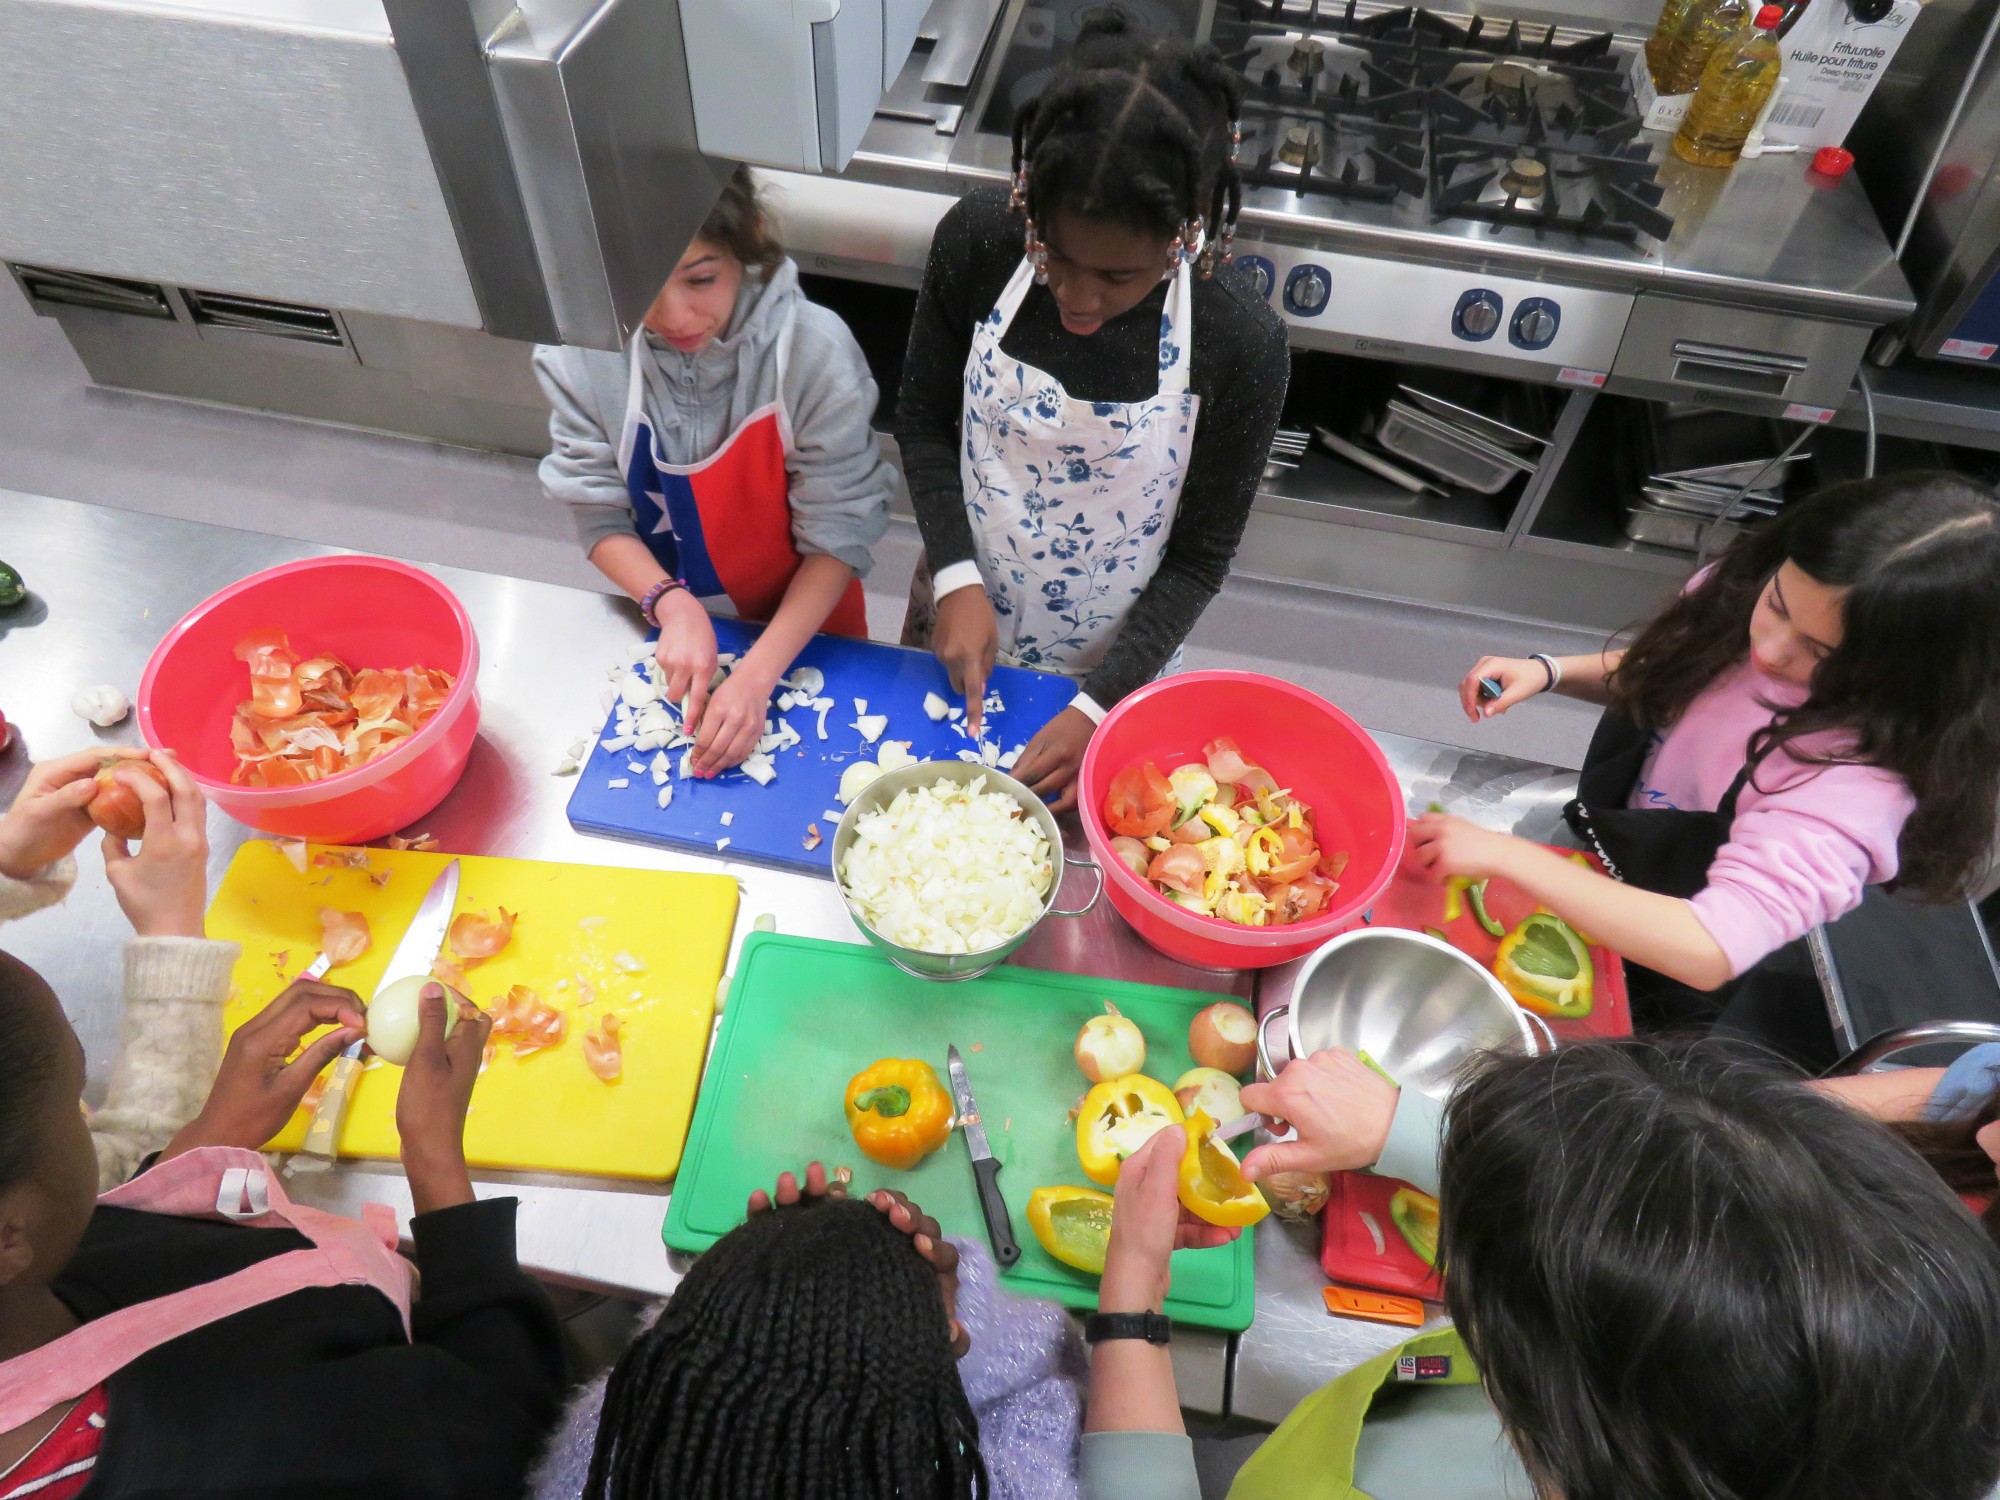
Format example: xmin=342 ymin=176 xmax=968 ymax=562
xmin=1388 ymin=1185 xmax=1439 ymax=1268
xmin=845 ymin=1058 xmax=954 ymax=1171
xmin=1077 ymin=1074 xmax=1184 ymax=1186
xmin=1492 ymin=912 xmax=1595 ymax=1019
xmin=1442 ymin=875 xmax=1471 ymax=924
xmin=1244 ymin=826 xmax=1284 ymax=879
xmin=1177 ymin=1109 xmax=1270 ymax=1227
xmin=1027 ymin=1185 xmax=1115 ymax=1274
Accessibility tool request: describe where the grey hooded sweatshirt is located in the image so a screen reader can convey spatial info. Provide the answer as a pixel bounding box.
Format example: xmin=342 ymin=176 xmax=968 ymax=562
xmin=532 ymin=258 xmax=892 ymax=577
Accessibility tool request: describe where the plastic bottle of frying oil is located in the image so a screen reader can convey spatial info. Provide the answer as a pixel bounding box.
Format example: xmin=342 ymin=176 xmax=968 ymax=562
xmin=1674 ymin=4 xmax=1784 ymax=167
xmin=1645 ymin=0 xmax=1696 ymax=85
xmin=1658 ymin=0 xmax=1750 ymax=94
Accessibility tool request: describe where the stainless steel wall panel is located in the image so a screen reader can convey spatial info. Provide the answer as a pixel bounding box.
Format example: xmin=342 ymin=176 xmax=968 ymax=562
xmin=0 ymin=0 xmax=479 ymax=327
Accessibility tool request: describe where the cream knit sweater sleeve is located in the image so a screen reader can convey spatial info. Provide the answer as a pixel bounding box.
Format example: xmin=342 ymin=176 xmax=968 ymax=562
xmin=0 ymin=860 xmax=240 ymax=1188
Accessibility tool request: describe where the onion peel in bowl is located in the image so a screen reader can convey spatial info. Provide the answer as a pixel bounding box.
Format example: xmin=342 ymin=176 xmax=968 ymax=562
xmin=317 ymin=908 xmax=372 ymax=966
xmin=449 ymin=908 xmax=516 ymax=960
xmin=226 ymin=628 xmax=455 ymax=788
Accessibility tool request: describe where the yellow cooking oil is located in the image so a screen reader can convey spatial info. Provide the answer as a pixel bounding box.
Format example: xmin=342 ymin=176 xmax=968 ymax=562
xmin=1658 ymin=0 xmax=1750 ymax=95
xmin=1673 ymin=4 xmax=1785 ymax=168
xmin=1645 ymin=0 xmax=1697 ymax=87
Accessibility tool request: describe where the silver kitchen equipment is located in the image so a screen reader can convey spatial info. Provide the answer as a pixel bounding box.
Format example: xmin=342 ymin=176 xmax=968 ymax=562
xmin=1313 ymin=427 xmax=1441 ymax=497
xmin=1255 ymin=928 xmax=1549 ymax=1102
xmin=1623 ymin=499 xmax=1749 ymax=553
xmin=947 ymin=1044 xmax=1021 ymax=1267
xmin=1376 ymin=401 xmax=1540 ymax=494
xmin=831 ymin=760 xmax=1101 ymax=981
xmin=1397 ymin=386 xmax=1549 ymax=452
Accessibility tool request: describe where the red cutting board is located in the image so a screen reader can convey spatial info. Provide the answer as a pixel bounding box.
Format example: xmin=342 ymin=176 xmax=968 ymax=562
xmin=1361 ymin=826 xmax=1632 ymax=1042
xmin=1320 ymin=1170 xmax=1442 ymax=1300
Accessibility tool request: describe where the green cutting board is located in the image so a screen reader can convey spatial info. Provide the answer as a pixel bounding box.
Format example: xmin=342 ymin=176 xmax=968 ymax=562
xmin=663 ymin=934 xmax=1257 ymax=1331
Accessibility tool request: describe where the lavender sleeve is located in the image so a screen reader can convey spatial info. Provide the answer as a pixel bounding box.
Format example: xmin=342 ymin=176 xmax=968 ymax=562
xmin=1686 ymin=759 xmax=1916 ymax=977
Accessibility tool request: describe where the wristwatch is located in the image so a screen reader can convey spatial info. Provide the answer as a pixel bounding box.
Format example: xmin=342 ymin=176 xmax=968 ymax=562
xmin=1083 ymin=1311 xmax=1173 ymax=1346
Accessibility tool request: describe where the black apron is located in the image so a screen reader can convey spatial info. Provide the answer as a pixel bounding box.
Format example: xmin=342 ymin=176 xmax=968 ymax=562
xmin=1563 ymin=707 xmax=1835 ymax=1066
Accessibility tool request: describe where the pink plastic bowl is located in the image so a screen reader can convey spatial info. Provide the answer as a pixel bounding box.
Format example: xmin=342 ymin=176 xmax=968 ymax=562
xmin=138 ymin=557 xmax=480 ymax=843
xmin=1078 ymin=672 xmax=1407 ymax=971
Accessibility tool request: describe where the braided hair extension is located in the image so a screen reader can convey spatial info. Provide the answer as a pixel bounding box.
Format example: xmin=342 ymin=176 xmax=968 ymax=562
xmin=1009 ymin=12 xmax=1245 ymax=273
xmin=583 ymin=1196 xmax=988 ymax=1500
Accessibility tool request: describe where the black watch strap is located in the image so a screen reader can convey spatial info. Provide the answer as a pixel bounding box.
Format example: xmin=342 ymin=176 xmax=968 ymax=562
xmin=1084 ymin=1311 xmax=1172 ymax=1346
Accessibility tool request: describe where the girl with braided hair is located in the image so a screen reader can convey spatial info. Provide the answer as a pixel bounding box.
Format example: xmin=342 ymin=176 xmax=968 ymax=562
xmin=530 ymin=1164 xmax=1088 ymax=1500
xmin=892 ymin=13 xmax=1289 ymax=809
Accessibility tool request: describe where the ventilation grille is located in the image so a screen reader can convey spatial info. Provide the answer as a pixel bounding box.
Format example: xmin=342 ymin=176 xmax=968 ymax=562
xmin=11 ymin=264 xmax=174 ymax=319
xmin=183 ymin=289 xmax=344 ymax=347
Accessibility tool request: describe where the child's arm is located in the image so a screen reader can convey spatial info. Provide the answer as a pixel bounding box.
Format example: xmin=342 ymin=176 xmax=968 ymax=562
xmin=1410 ymin=814 xmax=1736 ymax=990
xmin=88 ymin=753 xmax=246 ymax=1187
xmin=1460 ymin=647 xmax=1625 ymax=720
xmin=691 ymin=554 xmax=854 ymax=775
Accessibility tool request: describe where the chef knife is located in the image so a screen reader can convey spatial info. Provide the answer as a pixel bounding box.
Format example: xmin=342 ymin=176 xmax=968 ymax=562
xmin=945 ymin=1045 xmax=1019 ymax=1268
xmin=302 ymin=859 xmax=461 ymax=1160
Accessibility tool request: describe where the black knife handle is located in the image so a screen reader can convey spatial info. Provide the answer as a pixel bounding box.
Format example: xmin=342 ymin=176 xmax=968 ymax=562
xmin=972 ymin=1156 xmax=1020 ymax=1268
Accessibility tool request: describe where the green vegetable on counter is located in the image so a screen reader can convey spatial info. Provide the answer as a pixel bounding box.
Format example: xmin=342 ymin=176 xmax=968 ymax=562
xmin=0 ymin=560 xmax=23 ymax=609
xmin=1467 ymin=879 xmax=1507 ymax=938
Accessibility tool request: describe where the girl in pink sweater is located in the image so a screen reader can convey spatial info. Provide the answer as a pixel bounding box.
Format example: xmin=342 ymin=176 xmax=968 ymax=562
xmin=1416 ymin=472 xmax=2000 ymax=1054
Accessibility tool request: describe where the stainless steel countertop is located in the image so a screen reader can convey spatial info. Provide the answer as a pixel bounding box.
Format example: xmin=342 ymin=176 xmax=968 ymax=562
xmin=0 ymin=489 xmax=1578 ymax=1423
xmin=851 ymin=0 xmax=1913 ymax=323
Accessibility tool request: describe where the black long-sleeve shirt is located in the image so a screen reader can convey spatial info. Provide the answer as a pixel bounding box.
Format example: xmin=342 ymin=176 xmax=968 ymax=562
xmin=52 ymin=1197 xmax=566 ymax=1499
xmin=891 ymin=190 xmax=1290 ymax=708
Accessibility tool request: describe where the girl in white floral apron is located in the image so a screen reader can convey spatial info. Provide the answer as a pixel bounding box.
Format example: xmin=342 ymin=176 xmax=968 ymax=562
xmin=893 ymin=14 xmax=1291 ymax=810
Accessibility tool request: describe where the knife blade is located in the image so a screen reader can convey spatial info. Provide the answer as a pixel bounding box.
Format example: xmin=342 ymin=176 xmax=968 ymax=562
xmin=302 ymin=859 xmax=461 ymax=1160
xmin=945 ymin=1045 xmax=1019 ymax=1268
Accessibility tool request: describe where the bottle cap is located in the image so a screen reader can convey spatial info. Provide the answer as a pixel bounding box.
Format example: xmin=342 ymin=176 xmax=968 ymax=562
xmin=1755 ymin=4 xmax=1783 ymax=24
xmin=1812 ymin=146 xmax=1855 ymax=177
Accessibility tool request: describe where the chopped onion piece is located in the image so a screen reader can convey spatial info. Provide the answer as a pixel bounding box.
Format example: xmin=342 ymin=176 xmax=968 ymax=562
xmin=657 ymin=784 xmax=674 ymax=809
xmin=923 ymin=693 xmax=950 ymax=721
xmin=613 ymin=951 xmax=645 ymax=974
xmin=875 ymin=741 xmax=917 ymax=773
xmin=553 ymin=758 xmax=579 ymax=776
xmin=607 ymin=777 xmax=629 ymax=789
xmin=837 ymin=774 xmax=1053 ymax=954
xmin=720 ymin=811 xmax=735 ymax=826
xmin=854 ymin=715 xmax=888 ymax=743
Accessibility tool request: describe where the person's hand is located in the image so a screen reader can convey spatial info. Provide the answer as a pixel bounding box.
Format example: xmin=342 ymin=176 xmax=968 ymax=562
xmin=692 ymin=661 xmax=776 ymax=778
xmin=932 ymin=585 xmax=998 ymax=737
xmin=102 ymin=750 xmax=210 ymax=938
xmin=396 ymin=984 xmax=490 ymax=1216
xmin=159 ymin=978 xmax=368 ymax=1161
xmin=1458 ymin=656 xmax=1550 ymax=722
xmin=866 ymin=1188 xmax=970 ymax=1358
xmin=653 ymin=588 xmax=720 ymax=730
xmin=747 ymin=1159 xmax=849 ymax=1214
xmin=1011 ymin=706 xmax=1094 ymax=814
xmin=1407 ymin=812 xmax=1524 ymax=885
xmin=0 ymin=746 xmax=152 ymax=880
xmin=1100 ymin=1126 xmax=1239 ymax=1315
xmin=1240 ymin=1049 xmax=1399 ymax=1181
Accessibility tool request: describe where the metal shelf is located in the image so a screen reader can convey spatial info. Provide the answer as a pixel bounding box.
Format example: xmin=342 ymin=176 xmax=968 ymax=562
xmin=1256 ymin=443 xmax=1519 ymax=548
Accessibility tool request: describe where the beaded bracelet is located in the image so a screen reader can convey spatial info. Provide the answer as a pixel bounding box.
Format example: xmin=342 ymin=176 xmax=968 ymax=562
xmin=1530 ymin=652 xmax=1563 ymax=692
xmin=639 ymin=578 xmax=687 ymax=628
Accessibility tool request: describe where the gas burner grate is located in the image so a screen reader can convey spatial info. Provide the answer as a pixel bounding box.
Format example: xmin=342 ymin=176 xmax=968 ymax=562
xmin=1210 ymin=0 xmax=1676 ymax=243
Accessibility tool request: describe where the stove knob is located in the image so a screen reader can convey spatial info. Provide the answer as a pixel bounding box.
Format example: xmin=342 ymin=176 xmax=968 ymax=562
xmin=1454 ymin=289 xmax=1502 ymax=341
xmin=1283 ymin=264 xmax=1332 ymax=318
xmin=1237 ymin=255 xmax=1277 ymax=301
xmin=1509 ymin=297 xmax=1562 ymax=350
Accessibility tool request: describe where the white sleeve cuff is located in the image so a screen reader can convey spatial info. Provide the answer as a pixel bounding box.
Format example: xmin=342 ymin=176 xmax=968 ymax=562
xmin=1070 ymin=692 xmax=1108 ymax=725
xmin=930 ymin=560 xmax=986 ymax=601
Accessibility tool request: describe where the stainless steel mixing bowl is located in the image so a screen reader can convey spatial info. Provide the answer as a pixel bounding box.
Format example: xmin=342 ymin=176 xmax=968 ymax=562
xmin=831 ymin=759 xmax=1101 ymax=981
xmin=1257 ymin=927 xmax=1549 ymax=1100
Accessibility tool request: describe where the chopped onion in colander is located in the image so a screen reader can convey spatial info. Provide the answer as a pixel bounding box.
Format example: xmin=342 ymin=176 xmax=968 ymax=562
xmin=838 ymin=775 xmax=1054 ymax=954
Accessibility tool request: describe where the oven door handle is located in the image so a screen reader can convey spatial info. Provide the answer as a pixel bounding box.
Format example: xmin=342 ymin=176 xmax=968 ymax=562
xmin=1670 ymin=340 xmax=1812 ymax=375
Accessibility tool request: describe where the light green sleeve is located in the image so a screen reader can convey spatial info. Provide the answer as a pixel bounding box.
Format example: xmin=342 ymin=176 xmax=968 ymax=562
xmin=1079 ymin=1432 xmax=1202 ymax=1500
xmin=1372 ymin=1087 xmax=1444 ymax=1196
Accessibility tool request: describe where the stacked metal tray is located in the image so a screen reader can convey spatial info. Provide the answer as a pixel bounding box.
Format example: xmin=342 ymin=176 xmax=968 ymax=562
xmin=1373 ymin=385 xmax=1549 ymax=494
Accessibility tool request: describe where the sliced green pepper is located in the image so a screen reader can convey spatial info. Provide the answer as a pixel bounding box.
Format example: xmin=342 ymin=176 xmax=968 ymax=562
xmin=1468 ymin=879 xmax=1507 ymax=938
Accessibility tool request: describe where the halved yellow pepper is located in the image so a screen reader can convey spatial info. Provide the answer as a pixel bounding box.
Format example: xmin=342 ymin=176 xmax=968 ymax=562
xmin=1177 ymin=1109 xmax=1270 ymax=1227
xmin=1493 ymin=912 xmax=1595 ymax=1019
xmin=1027 ymin=1184 xmax=1114 ymax=1274
xmin=1077 ymin=1074 xmax=1185 ymax=1186
xmin=845 ymin=1058 xmax=955 ymax=1171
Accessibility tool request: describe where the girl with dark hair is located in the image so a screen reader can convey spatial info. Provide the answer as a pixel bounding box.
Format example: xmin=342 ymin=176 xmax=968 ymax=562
xmin=530 ymin=1164 xmax=1087 ymax=1500
xmin=537 ymin=163 xmax=897 ymax=775
xmin=1414 ymin=472 xmax=2000 ymax=1055
xmin=1089 ymin=1040 xmax=2000 ymax=1500
xmin=892 ymin=13 xmax=1290 ymax=807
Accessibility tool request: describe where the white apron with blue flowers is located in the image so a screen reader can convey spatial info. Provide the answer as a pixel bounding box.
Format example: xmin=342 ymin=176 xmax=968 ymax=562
xmin=959 ymin=255 xmax=1199 ymax=678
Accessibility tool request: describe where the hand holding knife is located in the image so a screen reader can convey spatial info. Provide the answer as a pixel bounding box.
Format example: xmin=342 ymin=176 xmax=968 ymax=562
xmin=946 ymin=1045 xmax=1019 ymax=1268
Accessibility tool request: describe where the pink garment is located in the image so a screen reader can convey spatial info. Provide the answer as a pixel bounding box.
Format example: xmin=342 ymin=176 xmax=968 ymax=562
xmin=0 ymin=1147 xmax=412 ymax=1429
xmin=1632 ymin=658 xmax=1914 ymax=976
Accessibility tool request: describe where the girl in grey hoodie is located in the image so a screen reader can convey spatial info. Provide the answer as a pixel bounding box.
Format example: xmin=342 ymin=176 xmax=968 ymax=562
xmin=534 ymin=167 xmax=894 ymax=775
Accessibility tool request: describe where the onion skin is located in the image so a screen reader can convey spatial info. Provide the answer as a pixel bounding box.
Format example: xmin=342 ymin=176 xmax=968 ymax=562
xmin=1262 ymin=1170 xmax=1332 ymax=1222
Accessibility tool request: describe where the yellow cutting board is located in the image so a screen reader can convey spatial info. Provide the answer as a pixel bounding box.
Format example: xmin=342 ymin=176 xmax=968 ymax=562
xmin=208 ymin=840 xmax=739 ymax=1179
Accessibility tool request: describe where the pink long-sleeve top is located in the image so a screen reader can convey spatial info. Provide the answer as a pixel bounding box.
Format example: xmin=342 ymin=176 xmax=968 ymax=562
xmin=1631 ymin=659 xmax=1915 ymax=977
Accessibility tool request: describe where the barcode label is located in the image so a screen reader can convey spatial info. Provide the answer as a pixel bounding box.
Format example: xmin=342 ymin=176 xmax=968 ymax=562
xmin=1769 ymin=101 xmax=1826 ymax=129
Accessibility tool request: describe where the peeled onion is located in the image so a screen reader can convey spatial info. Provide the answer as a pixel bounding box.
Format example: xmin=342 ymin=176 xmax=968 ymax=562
xmin=367 ymin=975 xmax=463 ymax=1066
xmin=1174 ymin=1067 xmax=1246 ymax=1124
xmin=1189 ymin=1002 xmax=1257 ymax=1076
xmin=1075 ymin=1009 xmax=1146 ymax=1083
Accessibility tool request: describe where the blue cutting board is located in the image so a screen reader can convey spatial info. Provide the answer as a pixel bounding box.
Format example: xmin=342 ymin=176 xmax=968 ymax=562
xmin=566 ymin=619 xmax=1077 ymax=876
